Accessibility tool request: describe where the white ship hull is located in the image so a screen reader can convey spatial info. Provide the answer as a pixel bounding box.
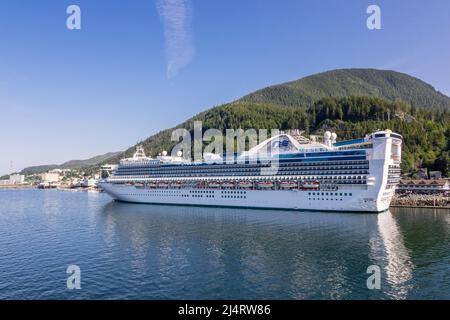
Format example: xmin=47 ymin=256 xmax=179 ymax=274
xmin=99 ymin=183 xmax=394 ymax=213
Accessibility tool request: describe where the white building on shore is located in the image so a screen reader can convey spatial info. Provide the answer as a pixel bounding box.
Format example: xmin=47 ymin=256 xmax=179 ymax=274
xmin=397 ymin=179 xmax=450 ymax=194
xmin=9 ymin=174 xmax=25 ymax=184
xmin=39 ymin=172 xmax=61 ymax=183
xmin=0 ymin=174 xmax=26 ymax=185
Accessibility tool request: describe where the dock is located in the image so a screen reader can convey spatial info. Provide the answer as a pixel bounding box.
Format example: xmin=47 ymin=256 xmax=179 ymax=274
xmin=391 ymin=194 xmax=450 ymax=209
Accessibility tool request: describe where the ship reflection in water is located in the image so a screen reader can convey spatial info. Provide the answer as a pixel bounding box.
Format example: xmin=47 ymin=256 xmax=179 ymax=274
xmin=95 ymin=200 xmax=448 ymax=300
xmin=0 ymin=190 xmax=449 ymax=299
xmin=372 ymin=211 xmax=414 ymax=299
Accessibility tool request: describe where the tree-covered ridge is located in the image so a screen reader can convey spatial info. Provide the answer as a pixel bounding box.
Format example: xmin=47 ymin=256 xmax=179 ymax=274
xmin=308 ymin=97 xmax=450 ymax=175
xmin=240 ymin=69 xmax=450 ymax=111
xmin=100 ymin=96 xmax=450 ymax=177
xmin=20 ymin=152 xmax=120 ymax=175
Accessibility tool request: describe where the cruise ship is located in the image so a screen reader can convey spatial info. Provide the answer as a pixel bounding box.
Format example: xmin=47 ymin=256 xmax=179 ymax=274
xmin=99 ymin=129 xmax=402 ymax=212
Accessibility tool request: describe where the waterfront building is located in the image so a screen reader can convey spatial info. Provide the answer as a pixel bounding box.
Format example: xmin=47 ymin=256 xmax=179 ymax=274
xmin=39 ymin=172 xmax=61 ymax=183
xmin=397 ymin=179 xmax=450 ymax=194
xmin=80 ymin=178 xmax=98 ymax=188
xmin=0 ymin=174 xmax=25 ymax=185
xmin=417 ymin=168 xmax=428 ymax=180
xmin=9 ymin=174 xmax=25 ymax=184
xmin=429 ymin=171 xmax=443 ymax=180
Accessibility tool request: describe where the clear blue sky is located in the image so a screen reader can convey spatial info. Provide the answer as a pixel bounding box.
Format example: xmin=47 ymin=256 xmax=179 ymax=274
xmin=1 ymin=0 xmax=450 ymax=175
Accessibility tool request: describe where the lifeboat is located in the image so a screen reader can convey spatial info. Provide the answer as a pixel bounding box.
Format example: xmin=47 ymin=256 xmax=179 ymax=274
xmin=170 ymin=182 xmax=182 ymax=188
xmin=301 ymin=181 xmax=320 ymax=189
xmin=197 ymin=181 xmax=207 ymax=187
xmin=279 ymin=181 xmax=297 ymax=189
xmin=208 ymin=182 xmax=222 ymax=188
xmin=157 ymin=182 xmax=169 ymax=188
xmin=257 ymin=181 xmax=274 ymax=188
xmin=221 ymin=182 xmax=235 ymax=188
xmin=238 ymin=181 xmax=253 ymax=188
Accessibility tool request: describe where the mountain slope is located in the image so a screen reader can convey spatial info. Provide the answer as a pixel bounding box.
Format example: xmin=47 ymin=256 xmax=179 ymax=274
xmin=240 ymin=69 xmax=450 ymax=110
xmin=28 ymin=68 xmax=450 ymax=177
xmin=20 ymin=152 xmax=120 ymax=175
xmin=59 ymin=152 xmax=120 ymax=169
xmin=100 ymin=96 xmax=450 ymax=176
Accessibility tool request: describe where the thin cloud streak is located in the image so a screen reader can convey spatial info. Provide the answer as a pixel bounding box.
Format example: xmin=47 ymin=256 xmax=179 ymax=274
xmin=156 ymin=0 xmax=195 ymax=78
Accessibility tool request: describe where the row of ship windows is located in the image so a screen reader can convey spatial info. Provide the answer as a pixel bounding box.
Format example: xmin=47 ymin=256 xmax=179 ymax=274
xmin=125 ymin=193 xmax=248 ymax=199
xmin=309 ymin=192 xmax=353 ymax=196
xmin=192 ymin=194 xmax=247 ymax=199
xmin=116 ymin=165 xmax=370 ymax=173
xmin=120 ymin=160 xmax=370 ymax=169
xmin=145 ymin=190 xmax=183 ymax=193
xmin=123 ymin=190 xmax=249 ymax=196
xmin=122 ymin=192 xmax=352 ymax=201
xmin=123 ymin=194 xmax=349 ymax=200
xmin=116 ymin=165 xmax=370 ymax=174
xmin=125 ymin=193 xmax=189 ymax=197
xmin=190 ymin=190 xmax=247 ymax=195
xmin=114 ymin=176 xmax=369 ymax=182
xmin=115 ymin=171 xmax=370 ymax=177
xmin=115 ymin=173 xmax=370 ymax=180
xmin=222 ymin=195 xmax=246 ymax=199
xmin=190 ymin=190 xmax=214 ymax=194
xmin=222 ymin=190 xmax=246 ymax=194
xmin=117 ymin=163 xmax=370 ymax=171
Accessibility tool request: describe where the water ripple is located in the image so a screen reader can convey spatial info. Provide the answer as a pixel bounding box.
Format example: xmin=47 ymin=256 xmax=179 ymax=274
xmin=0 ymin=190 xmax=449 ymax=299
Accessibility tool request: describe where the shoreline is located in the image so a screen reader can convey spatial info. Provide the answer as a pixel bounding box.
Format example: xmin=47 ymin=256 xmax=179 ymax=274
xmin=0 ymin=185 xmax=36 ymax=190
xmin=390 ymin=205 xmax=450 ymax=209
xmin=0 ymin=185 xmax=100 ymax=192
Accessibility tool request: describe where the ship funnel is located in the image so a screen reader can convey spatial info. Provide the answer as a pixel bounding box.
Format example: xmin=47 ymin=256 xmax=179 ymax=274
xmin=324 ymin=131 xmax=332 ymax=147
xmin=331 ymin=132 xmax=337 ymax=144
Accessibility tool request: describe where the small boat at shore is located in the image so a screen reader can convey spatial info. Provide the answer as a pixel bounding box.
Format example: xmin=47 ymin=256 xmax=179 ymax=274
xmin=38 ymin=182 xmax=57 ymax=189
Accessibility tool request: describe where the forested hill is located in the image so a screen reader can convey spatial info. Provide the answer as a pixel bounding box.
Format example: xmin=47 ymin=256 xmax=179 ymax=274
xmin=27 ymin=68 xmax=450 ymax=178
xmin=20 ymin=152 xmax=120 ymax=175
xmin=100 ymin=96 xmax=450 ymax=176
xmin=240 ymin=69 xmax=450 ymax=111
xmin=98 ymin=69 xmax=450 ymax=176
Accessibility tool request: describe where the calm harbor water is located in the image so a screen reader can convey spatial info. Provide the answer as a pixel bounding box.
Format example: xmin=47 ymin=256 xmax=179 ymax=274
xmin=0 ymin=189 xmax=449 ymax=300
